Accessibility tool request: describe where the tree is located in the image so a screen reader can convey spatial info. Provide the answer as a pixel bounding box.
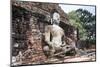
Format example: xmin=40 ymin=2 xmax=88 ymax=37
xmin=76 ymin=9 xmax=96 ymax=43
xmin=68 ymin=11 xmax=87 ymax=40
xmin=68 ymin=9 xmax=96 ymax=44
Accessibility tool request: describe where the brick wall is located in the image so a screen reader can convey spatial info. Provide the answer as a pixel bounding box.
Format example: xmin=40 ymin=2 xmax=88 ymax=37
xmin=11 ymin=0 xmax=77 ymax=65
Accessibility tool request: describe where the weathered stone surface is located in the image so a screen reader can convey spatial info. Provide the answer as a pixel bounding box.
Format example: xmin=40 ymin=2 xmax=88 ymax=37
xmin=11 ymin=0 xmax=78 ymax=65
xmin=12 ymin=0 xmax=69 ymax=24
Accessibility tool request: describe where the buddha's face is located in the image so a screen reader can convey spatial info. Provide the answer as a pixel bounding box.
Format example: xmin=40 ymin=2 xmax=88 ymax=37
xmin=52 ymin=12 xmax=60 ymax=25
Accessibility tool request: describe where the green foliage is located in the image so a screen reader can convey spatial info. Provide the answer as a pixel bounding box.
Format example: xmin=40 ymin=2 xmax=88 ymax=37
xmin=68 ymin=9 xmax=96 ymax=44
xmin=76 ymin=9 xmax=96 ymax=41
xmin=68 ymin=11 xmax=87 ymax=40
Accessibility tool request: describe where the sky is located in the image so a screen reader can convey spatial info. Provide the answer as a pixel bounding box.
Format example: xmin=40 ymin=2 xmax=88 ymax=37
xmin=59 ymin=4 xmax=96 ymax=15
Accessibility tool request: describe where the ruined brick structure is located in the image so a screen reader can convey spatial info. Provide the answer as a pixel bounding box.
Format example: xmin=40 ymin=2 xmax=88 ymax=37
xmin=11 ymin=0 xmax=78 ymax=65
